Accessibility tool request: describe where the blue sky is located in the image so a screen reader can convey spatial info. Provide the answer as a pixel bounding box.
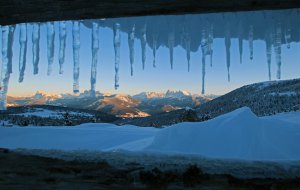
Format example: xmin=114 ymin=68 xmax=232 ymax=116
xmin=6 ymin=20 xmax=300 ymax=96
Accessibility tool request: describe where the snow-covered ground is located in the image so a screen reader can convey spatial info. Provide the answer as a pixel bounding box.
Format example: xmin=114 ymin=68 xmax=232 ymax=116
xmin=1 ymin=107 xmax=300 ymax=161
xmin=13 ymin=108 xmax=94 ymax=118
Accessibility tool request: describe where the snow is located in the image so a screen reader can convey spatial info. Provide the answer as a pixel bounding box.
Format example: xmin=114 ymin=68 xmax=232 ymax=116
xmin=13 ymin=108 xmax=94 ymax=119
xmin=269 ymin=92 xmax=298 ymax=96
xmin=1 ymin=107 xmax=300 ymax=161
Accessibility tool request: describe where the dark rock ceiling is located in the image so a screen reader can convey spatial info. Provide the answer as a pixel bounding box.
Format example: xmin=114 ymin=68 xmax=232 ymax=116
xmin=1 ymin=0 xmax=300 ymax=25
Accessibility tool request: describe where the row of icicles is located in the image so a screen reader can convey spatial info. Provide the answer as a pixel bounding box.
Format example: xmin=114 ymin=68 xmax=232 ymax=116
xmin=0 ymin=20 xmax=287 ymax=110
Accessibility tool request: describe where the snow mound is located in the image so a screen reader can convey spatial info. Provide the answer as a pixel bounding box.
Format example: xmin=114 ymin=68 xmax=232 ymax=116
xmin=145 ymin=107 xmax=300 ymax=161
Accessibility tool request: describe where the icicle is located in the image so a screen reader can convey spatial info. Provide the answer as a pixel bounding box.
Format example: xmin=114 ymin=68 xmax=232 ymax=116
xmin=32 ymin=23 xmax=40 ymax=75
xmin=274 ymin=23 xmax=282 ymax=79
xmin=201 ymin=55 xmax=206 ymax=95
xmin=238 ymin=21 xmax=243 ymax=64
xmin=152 ymin=35 xmax=157 ymax=68
xmin=59 ymin=21 xmax=67 ymax=74
xmin=72 ymin=21 xmax=80 ymax=93
xmin=19 ymin=24 xmax=27 ymax=83
xmin=285 ymin=27 xmax=291 ymax=49
xmin=185 ymin=34 xmax=191 ymax=72
xmin=201 ymin=29 xmax=209 ymax=95
xmin=47 ymin=22 xmax=55 ymax=75
xmin=0 ymin=26 xmax=10 ymax=110
xmin=90 ymin=22 xmax=99 ymax=97
xmin=7 ymin=26 xmax=15 ymax=74
xmin=113 ymin=23 xmax=121 ymax=90
xmin=128 ymin=25 xmax=135 ymax=76
xmin=182 ymin=27 xmax=191 ymax=72
xmin=266 ymin=32 xmax=272 ymax=81
xmin=208 ymin=24 xmax=214 ymax=67
xmin=249 ymin=25 xmax=254 ymax=60
xmin=168 ymin=31 xmax=175 ymax=69
xmin=225 ymin=27 xmax=231 ymax=82
xmin=141 ymin=24 xmax=146 ymax=70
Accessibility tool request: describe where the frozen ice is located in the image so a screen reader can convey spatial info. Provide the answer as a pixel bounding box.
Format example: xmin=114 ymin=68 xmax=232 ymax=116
xmin=59 ymin=21 xmax=67 ymax=74
xmin=90 ymin=22 xmax=99 ymax=97
xmin=0 ymin=26 xmax=10 ymax=110
xmin=18 ymin=24 xmax=27 ymax=83
xmin=128 ymin=25 xmax=135 ymax=76
xmin=114 ymin=23 xmax=121 ymax=90
xmin=274 ymin=22 xmax=282 ymax=79
xmin=168 ymin=31 xmax=175 ymax=69
xmin=249 ymin=25 xmax=254 ymax=60
xmin=72 ymin=21 xmax=80 ymax=93
xmin=47 ymin=22 xmax=55 ymax=76
xmin=32 ymin=23 xmax=40 ymax=75
xmin=225 ymin=26 xmax=231 ymax=82
xmin=140 ymin=24 xmax=146 ymax=70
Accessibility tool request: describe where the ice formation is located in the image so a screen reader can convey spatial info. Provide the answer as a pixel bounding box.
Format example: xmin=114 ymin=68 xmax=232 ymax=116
xmin=90 ymin=22 xmax=99 ymax=97
xmin=32 ymin=23 xmax=40 ymax=75
xmin=0 ymin=9 xmax=299 ymax=109
xmin=152 ymin=35 xmax=157 ymax=68
xmin=208 ymin=24 xmax=214 ymax=67
xmin=0 ymin=26 xmax=10 ymax=110
xmin=238 ymin=21 xmax=243 ymax=64
xmin=114 ymin=23 xmax=121 ymax=90
xmin=128 ymin=25 xmax=135 ymax=76
xmin=59 ymin=21 xmax=67 ymax=74
xmin=7 ymin=26 xmax=15 ymax=74
xmin=249 ymin=25 xmax=254 ymax=60
xmin=168 ymin=31 xmax=175 ymax=69
xmin=201 ymin=29 xmax=209 ymax=94
xmin=274 ymin=23 xmax=282 ymax=79
xmin=140 ymin=24 xmax=147 ymax=70
xmin=72 ymin=21 xmax=80 ymax=93
xmin=47 ymin=22 xmax=55 ymax=76
xmin=18 ymin=24 xmax=27 ymax=83
xmin=225 ymin=26 xmax=231 ymax=82
xmin=266 ymin=31 xmax=272 ymax=80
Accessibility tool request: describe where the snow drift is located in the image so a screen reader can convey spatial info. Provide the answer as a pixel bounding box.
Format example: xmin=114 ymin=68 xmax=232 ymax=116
xmin=146 ymin=107 xmax=300 ymax=161
xmin=0 ymin=107 xmax=300 ymax=161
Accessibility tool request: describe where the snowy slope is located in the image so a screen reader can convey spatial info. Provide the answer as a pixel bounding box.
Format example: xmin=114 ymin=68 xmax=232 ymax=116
xmin=1 ymin=107 xmax=300 ymax=161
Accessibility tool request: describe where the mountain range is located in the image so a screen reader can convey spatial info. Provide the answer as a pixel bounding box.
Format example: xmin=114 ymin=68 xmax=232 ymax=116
xmin=7 ymin=90 xmax=215 ymax=118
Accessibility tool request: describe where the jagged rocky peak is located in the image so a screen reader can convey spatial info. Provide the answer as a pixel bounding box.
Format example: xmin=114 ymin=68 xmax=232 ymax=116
xmin=165 ymin=90 xmax=192 ymax=98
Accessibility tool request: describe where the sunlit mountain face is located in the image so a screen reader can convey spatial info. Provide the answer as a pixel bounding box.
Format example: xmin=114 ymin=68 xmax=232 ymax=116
xmin=1 ymin=9 xmax=300 ymax=110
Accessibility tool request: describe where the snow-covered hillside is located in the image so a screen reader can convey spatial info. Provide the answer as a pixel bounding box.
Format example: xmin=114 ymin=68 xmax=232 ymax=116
xmin=1 ymin=107 xmax=300 ymax=161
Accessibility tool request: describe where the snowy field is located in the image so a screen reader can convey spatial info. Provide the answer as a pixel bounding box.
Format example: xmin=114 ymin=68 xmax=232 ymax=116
xmin=1 ymin=107 xmax=300 ymax=161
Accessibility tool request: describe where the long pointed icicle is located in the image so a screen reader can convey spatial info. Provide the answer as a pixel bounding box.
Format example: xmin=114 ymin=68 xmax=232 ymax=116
xmin=238 ymin=21 xmax=243 ymax=64
xmin=128 ymin=25 xmax=135 ymax=76
xmin=90 ymin=22 xmax=99 ymax=97
xmin=19 ymin=24 xmax=27 ymax=83
xmin=72 ymin=21 xmax=80 ymax=93
xmin=47 ymin=22 xmax=55 ymax=75
xmin=168 ymin=31 xmax=175 ymax=69
xmin=0 ymin=26 xmax=10 ymax=110
xmin=266 ymin=32 xmax=272 ymax=81
xmin=274 ymin=23 xmax=282 ymax=79
xmin=32 ymin=23 xmax=40 ymax=75
xmin=225 ymin=26 xmax=231 ymax=82
xmin=201 ymin=29 xmax=209 ymax=95
xmin=208 ymin=24 xmax=214 ymax=67
xmin=8 ymin=26 xmax=15 ymax=74
xmin=285 ymin=27 xmax=291 ymax=49
xmin=141 ymin=24 xmax=146 ymax=70
xmin=114 ymin=23 xmax=121 ymax=90
xmin=59 ymin=21 xmax=67 ymax=74
xmin=183 ymin=29 xmax=191 ymax=72
xmin=152 ymin=35 xmax=157 ymax=68
xmin=249 ymin=25 xmax=254 ymax=60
